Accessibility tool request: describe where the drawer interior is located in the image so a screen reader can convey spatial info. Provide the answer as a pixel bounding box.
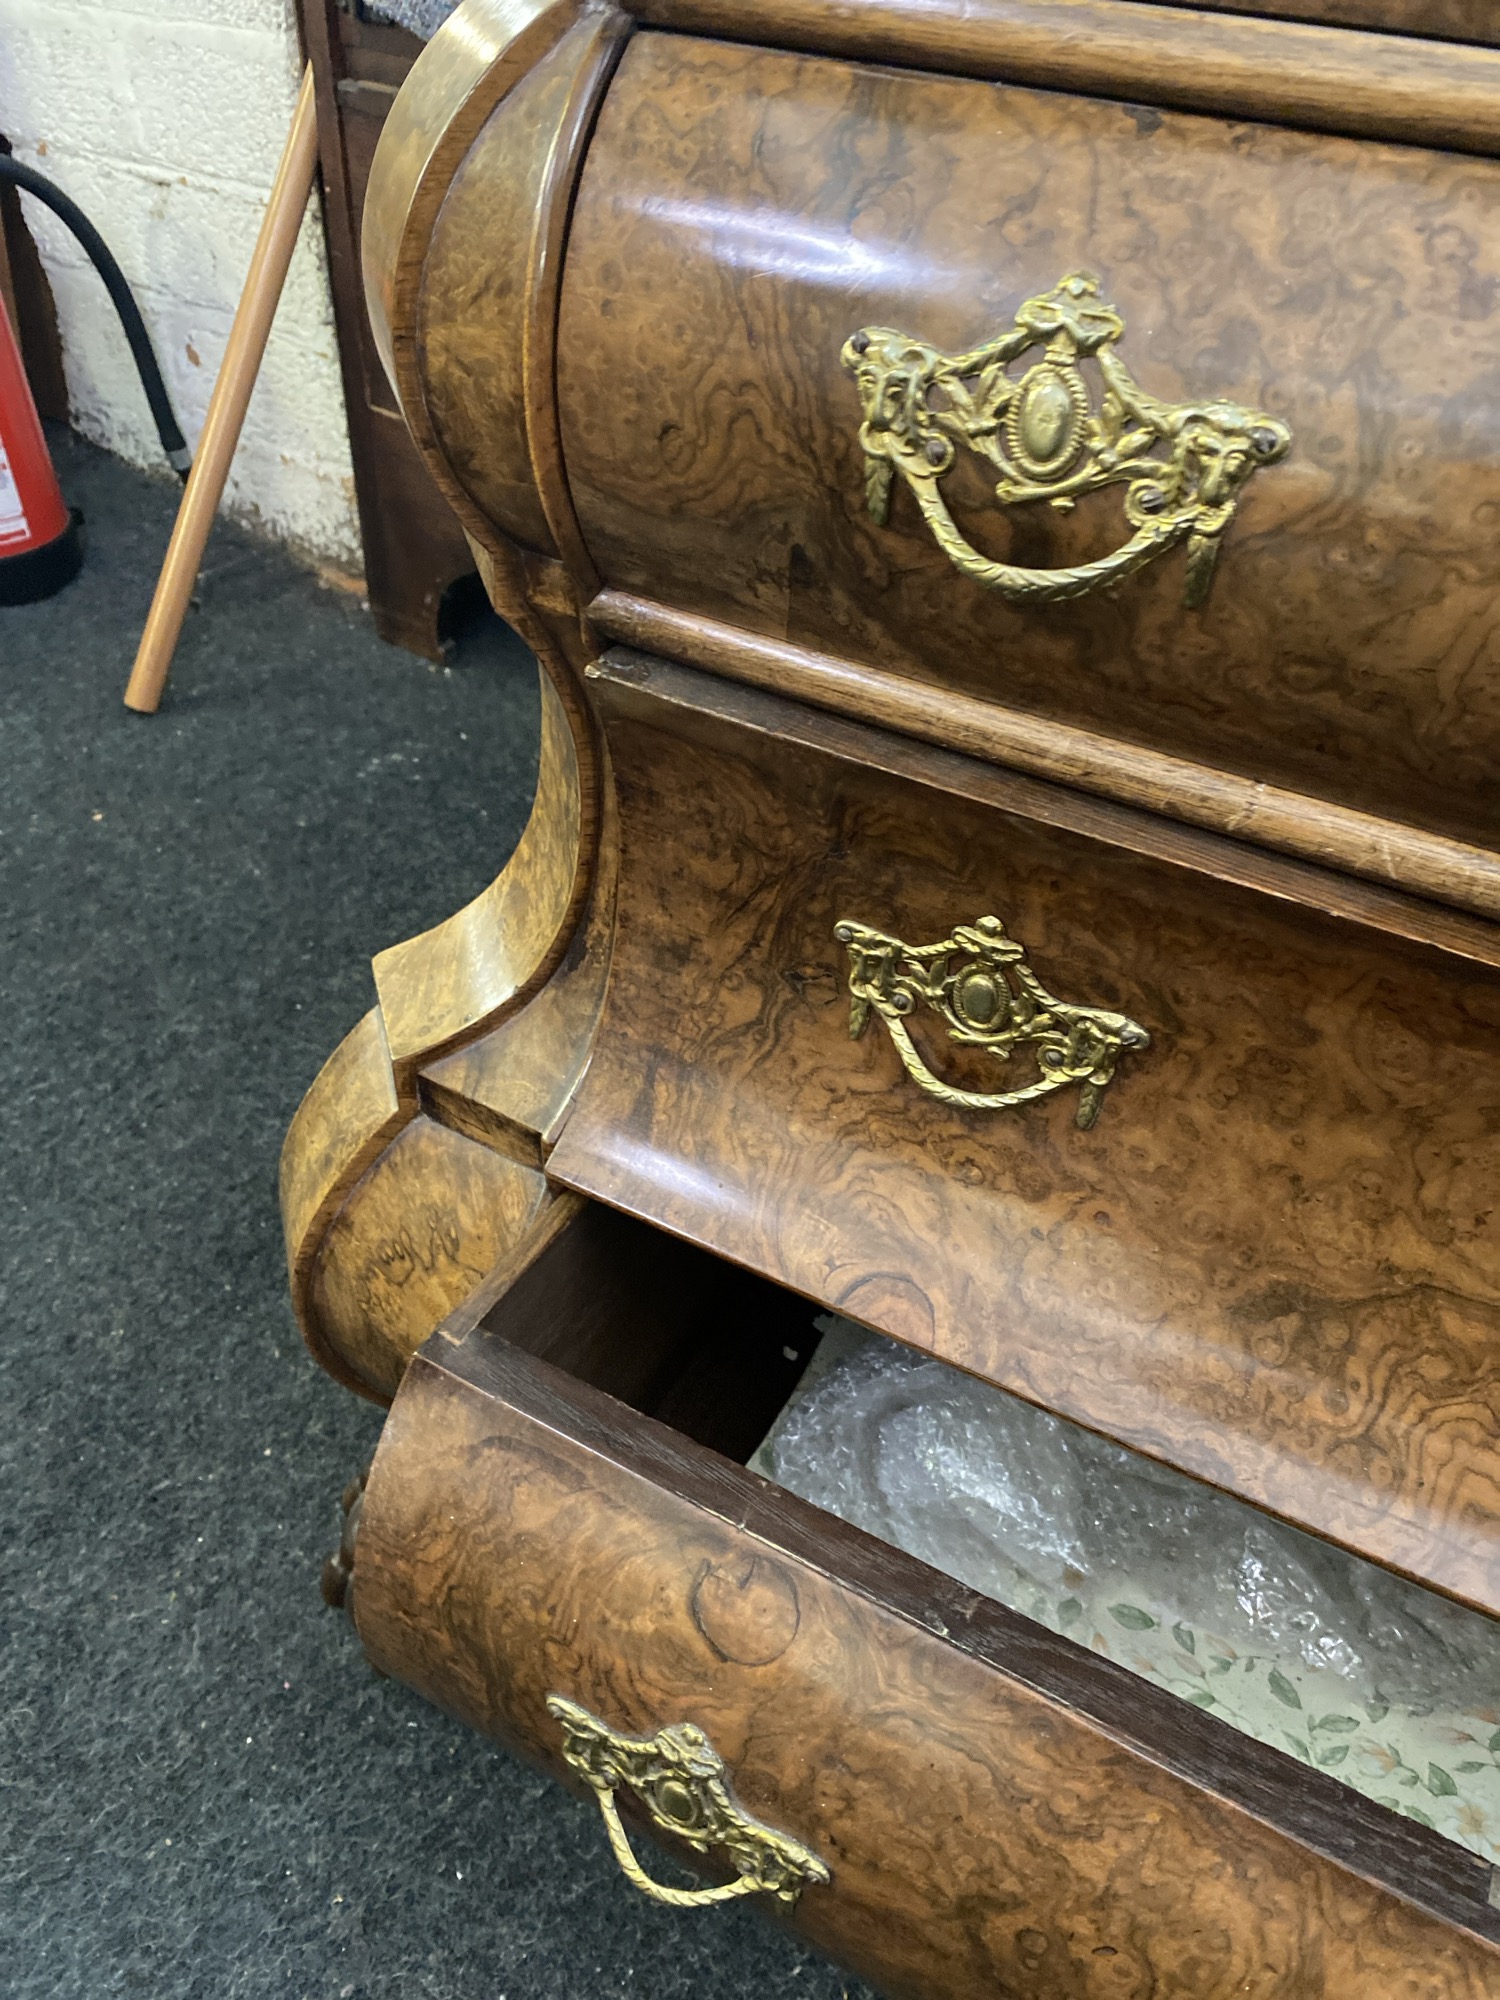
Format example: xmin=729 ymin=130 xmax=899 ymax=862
xmin=753 ymin=1318 xmax=1499 ymax=1870
xmin=458 ymin=1195 xmax=828 ymax=1465
xmin=441 ymin=1195 xmax=1500 ymax=1888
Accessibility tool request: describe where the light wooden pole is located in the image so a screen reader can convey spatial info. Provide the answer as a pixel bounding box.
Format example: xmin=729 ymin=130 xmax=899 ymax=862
xmin=124 ymin=63 xmax=320 ymax=714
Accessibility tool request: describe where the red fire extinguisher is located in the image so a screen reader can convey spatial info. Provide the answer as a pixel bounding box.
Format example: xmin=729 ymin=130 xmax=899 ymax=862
xmin=0 ymin=290 xmax=81 ymax=605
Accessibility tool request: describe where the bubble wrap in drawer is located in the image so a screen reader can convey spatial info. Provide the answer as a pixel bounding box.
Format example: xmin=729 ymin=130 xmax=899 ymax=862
xmin=756 ymin=1321 xmax=1500 ymax=1862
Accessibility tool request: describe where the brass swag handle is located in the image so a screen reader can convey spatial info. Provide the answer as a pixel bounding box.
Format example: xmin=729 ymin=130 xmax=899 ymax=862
xmin=841 ymin=271 xmax=1291 ymax=608
xmin=548 ymin=1696 xmax=831 ymax=1911
xmin=836 ymin=913 xmax=1149 ymax=1129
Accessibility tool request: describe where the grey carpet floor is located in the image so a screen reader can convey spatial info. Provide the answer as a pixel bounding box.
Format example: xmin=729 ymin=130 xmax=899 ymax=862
xmin=0 ymin=434 xmax=870 ymax=2000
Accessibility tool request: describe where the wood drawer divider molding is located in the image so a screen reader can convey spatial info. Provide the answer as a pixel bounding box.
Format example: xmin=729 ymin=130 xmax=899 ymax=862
xmin=626 ymin=0 xmax=1500 ymax=157
xmin=586 ymin=594 xmax=1500 ymax=943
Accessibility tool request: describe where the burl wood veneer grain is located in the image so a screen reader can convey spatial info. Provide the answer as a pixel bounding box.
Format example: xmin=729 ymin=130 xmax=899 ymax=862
xmin=546 ymin=657 xmax=1500 ymax=1616
xmin=413 ymin=27 xmax=577 ymax=558
xmin=417 ymin=8 xmax=628 ymax=576
xmin=362 ymin=0 xmax=583 ymax=417
xmin=354 ymin=1332 xmax=1500 ymax=1998
xmin=280 ymin=1006 xmax=404 ymax=1385
xmin=589 ymin=593 xmax=1500 ymax=933
xmin=557 ymin=35 xmax=1500 ymax=852
xmin=371 ymin=663 xmax=587 ymax=1085
xmin=308 ymin=1114 xmax=549 ymax=1401
xmin=1133 ymin=0 xmax=1494 ymax=41
xmin=420 ymin=772 xmax=617 ymax=1154
xmin=627 ymin=0 xmax=1500 ymax=150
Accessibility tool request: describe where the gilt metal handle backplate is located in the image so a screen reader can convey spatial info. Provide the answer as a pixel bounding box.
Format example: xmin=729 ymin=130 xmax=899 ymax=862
xmin=836 ymin=914 xmax=1149 ymax=1128
xmin=548 ymin=1696 xmax=830 ymax=1911
xmin=841 ymin=271 xmax=1290 ymax=607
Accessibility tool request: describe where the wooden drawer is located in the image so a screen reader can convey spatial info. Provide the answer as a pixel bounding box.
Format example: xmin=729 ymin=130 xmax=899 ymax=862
xmin=351 ymin=1197 xmax=1500 ymax=1998
xmin=544 ymin=32 xmax=1500 ymax=855
xmin=544 ymin=650 xmax=1500 ymax=1619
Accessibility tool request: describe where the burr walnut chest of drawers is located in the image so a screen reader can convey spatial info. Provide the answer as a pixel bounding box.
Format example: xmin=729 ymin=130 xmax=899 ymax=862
xmin=281 ymin=1 xmax=1500 ymax=1991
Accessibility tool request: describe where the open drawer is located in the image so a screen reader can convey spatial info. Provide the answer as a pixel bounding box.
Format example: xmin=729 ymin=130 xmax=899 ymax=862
xmin=350 ymin=1196 xmax=1499 ymax=1999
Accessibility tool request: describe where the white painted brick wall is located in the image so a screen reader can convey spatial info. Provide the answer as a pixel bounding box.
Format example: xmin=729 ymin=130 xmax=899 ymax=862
xmin=0 ymin=0 xmax=362 ymax=570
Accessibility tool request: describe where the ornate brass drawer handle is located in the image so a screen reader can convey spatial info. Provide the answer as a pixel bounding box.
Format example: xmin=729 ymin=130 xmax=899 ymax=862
xmin=835 ymin=914 xmax=1149 ymax=1129
xmin=547 ymin=1696 xmax=831 ymax=1911
xmin=841 ymin=271 xmax=1290 ymax=608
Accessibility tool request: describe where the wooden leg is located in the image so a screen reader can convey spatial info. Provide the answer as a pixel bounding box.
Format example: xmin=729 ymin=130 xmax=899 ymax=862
xmin=123 ymin=63 xmax=320 ymax=715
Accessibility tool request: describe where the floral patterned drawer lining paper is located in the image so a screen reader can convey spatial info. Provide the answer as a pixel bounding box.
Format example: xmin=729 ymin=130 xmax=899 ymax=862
xmin=753 ymin=1319 xmax=1500 ymax=1864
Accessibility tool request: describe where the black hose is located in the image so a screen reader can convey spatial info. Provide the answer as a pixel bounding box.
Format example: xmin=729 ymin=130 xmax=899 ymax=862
xmin=0 ymin=154 xmax=191 ymax=479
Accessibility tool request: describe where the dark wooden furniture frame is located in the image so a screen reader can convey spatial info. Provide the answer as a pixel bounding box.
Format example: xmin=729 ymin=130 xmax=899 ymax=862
xmin=299 ymin=0 xmax=476 ymax=656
